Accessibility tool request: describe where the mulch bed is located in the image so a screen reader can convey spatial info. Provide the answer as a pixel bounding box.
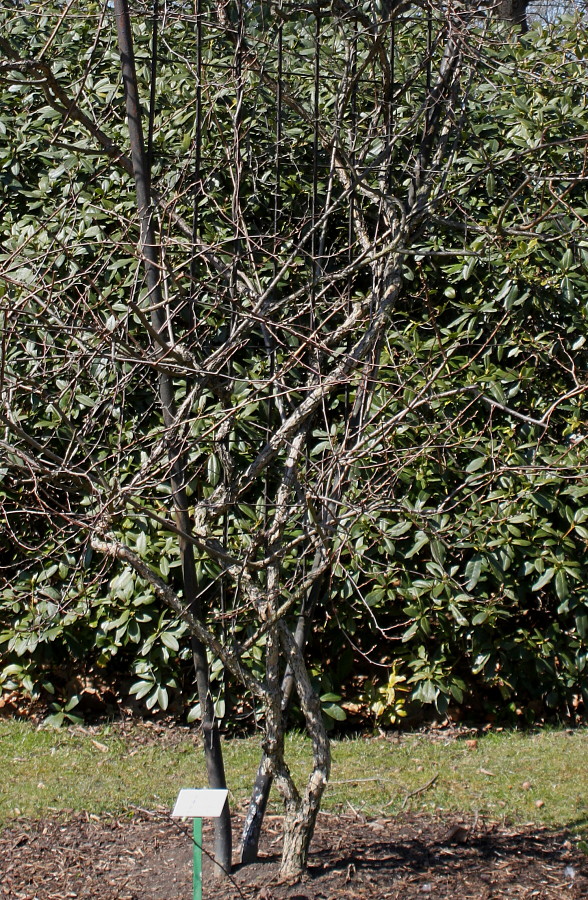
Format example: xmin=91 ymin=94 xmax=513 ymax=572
xmin=2 ymin=810 xmax=587 ymax=899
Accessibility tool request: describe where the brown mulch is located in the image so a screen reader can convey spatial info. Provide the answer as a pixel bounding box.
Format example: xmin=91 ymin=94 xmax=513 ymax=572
xmin=1 ymin=810 xmax=587 ymax=900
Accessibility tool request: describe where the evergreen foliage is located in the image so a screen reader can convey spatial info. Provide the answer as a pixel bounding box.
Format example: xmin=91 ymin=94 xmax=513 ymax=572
xmin=1 ymin=3 xmax=588 ymax=730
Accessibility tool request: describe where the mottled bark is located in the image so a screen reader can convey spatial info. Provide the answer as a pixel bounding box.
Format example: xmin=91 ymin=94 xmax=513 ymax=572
xmin=276 ymin=623 xmax=331 ymax=879
xmin=240 ymin=561 xmax=326 ymax=865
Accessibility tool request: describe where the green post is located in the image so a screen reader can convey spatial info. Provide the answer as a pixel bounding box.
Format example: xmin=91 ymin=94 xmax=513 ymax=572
xmin=171 ymin=790 xmax=227 ymax=897
xmin=193 ymin=817 xmax=202 ymax=900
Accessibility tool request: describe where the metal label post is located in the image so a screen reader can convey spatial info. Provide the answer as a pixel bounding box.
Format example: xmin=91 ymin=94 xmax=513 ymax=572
xmin=171 ymin=788 xmax=229 ymax=900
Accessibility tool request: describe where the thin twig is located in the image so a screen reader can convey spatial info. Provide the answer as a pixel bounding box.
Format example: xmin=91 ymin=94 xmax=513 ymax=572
xmin=329 ymin=777 xmax=384 ymax=785
xmin=400 ymin=774 xmax=439 ymax=810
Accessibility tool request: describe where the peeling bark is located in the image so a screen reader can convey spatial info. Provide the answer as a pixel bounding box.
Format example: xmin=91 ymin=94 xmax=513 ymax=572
xmin=240 ymin=559 xmax=327 ymax=865
xmin=275 ymin=623 xmax=331 ymax=879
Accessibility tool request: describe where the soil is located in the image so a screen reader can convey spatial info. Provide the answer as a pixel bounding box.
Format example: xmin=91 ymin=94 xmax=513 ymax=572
xmin=2 ymin=809 xmax=587 ymax=900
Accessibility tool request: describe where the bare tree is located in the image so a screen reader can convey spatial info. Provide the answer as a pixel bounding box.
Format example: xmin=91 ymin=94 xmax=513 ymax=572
xmin=0 ymin=1 xmax=468 ymax=873
xmin=2 ymin=0 xmax=587 ymax=879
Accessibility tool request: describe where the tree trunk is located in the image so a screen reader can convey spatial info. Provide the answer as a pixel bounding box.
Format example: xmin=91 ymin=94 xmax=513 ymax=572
xmin=279 ymin=770 xmax=329 ymax=879
xmin=240 ymin=560 xmax=326 ymax=864
xmin=113 ymin=0 xmax=231 ymax=874
xmin=497 ymin=0 xmax=529 ymax=32
xmin=276 ymin=623 xmax=331 ymax=879
xmin=239 ymin=765 xmax=272 ymax=865
xmin=280 ymin=814 xmax=316 ymax=878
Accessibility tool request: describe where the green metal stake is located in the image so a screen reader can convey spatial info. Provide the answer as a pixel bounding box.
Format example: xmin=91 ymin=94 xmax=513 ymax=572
xmin=193 ymin=817 xmax=202 ymax=900
xmin=172 ymin=789 xmax=227 ymax=900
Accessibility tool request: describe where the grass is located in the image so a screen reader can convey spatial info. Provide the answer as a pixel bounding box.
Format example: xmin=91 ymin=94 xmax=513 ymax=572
xmin=1 ymin=720 xmax=587 ymax=834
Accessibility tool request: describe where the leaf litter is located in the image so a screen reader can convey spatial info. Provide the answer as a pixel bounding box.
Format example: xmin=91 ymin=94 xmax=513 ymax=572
xmin=1 ymin=811 xmax=587 ymax=899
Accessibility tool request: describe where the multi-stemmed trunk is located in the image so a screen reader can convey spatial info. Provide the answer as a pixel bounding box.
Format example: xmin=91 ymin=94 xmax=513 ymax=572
xmin=240 ymin=563 xmax=326 ymax=864
xmin=279 ymin=765 xmax=330 ymax=879
xmin=266 ymin=622 xmax=331 ymax=880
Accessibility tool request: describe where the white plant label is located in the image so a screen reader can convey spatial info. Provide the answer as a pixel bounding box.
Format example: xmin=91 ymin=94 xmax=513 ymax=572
xmin=171 ymin=788 xmax=228 ymax=819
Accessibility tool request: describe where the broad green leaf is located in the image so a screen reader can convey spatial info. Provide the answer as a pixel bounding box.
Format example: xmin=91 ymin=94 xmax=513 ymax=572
xmin=532 ymin=567 xmax=555 ymax=591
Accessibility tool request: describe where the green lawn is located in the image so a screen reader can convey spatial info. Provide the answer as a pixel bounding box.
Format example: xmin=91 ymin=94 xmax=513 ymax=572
xmin=1 ymin=721 xmax=587 ymax=832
